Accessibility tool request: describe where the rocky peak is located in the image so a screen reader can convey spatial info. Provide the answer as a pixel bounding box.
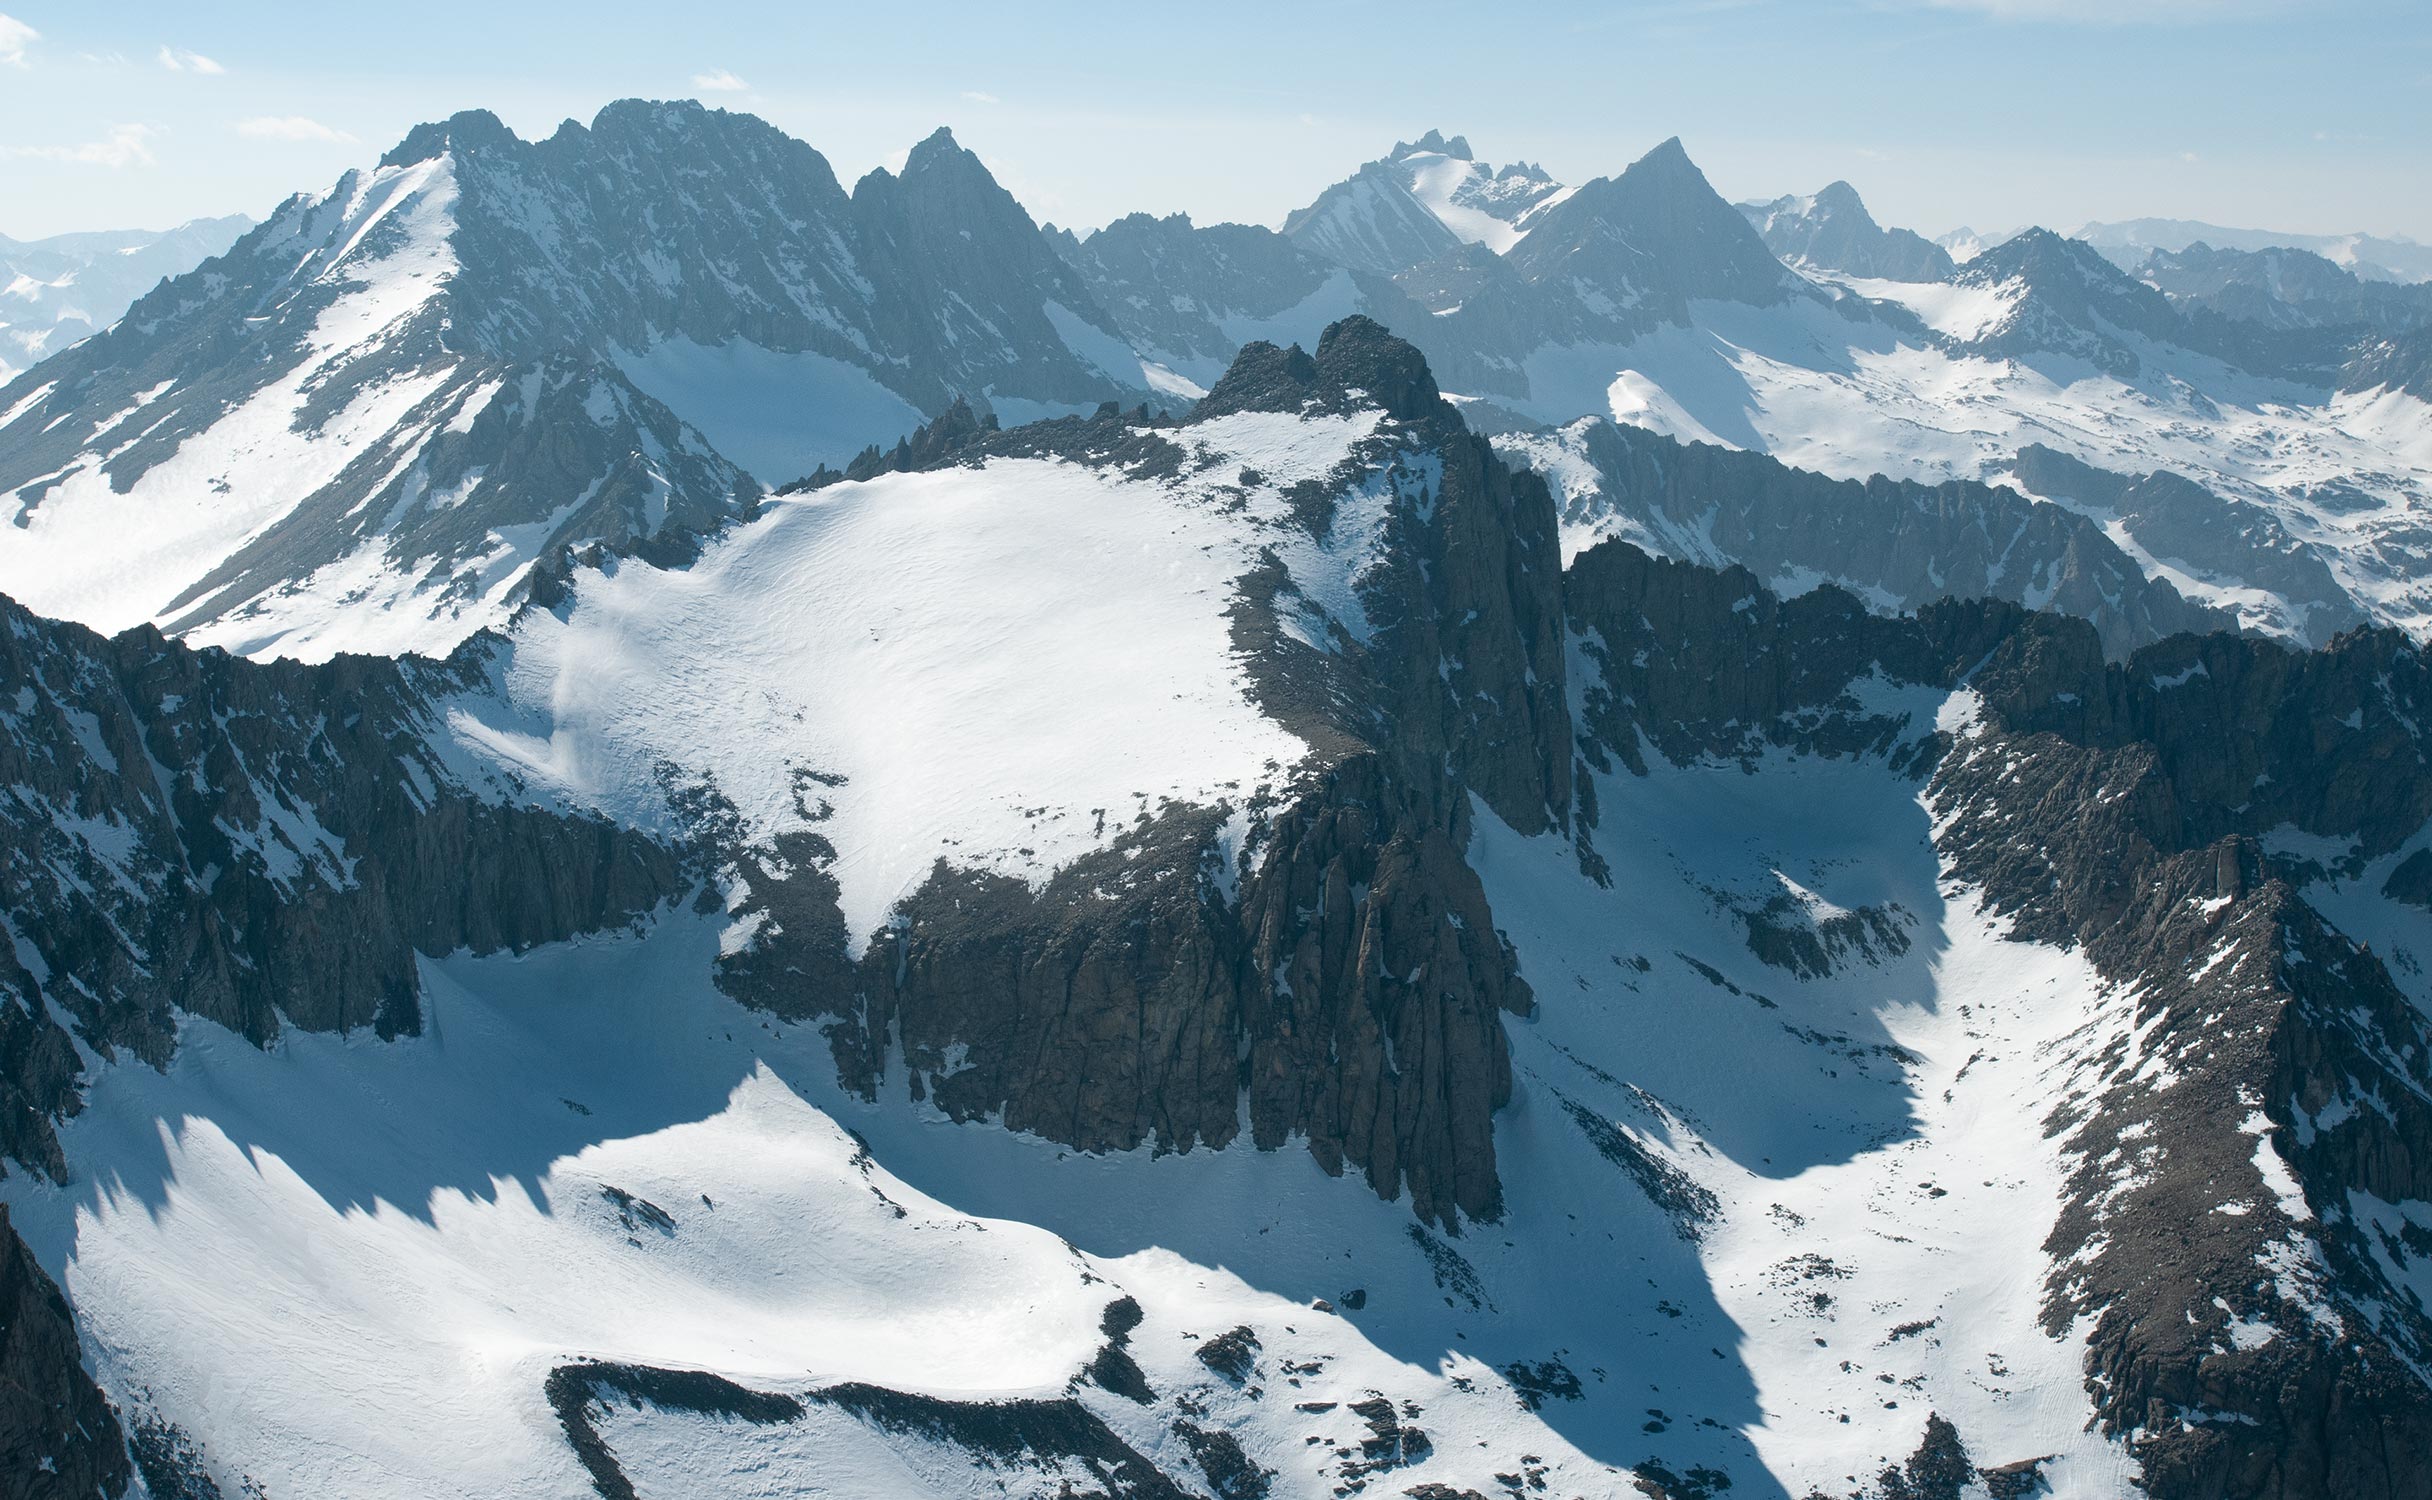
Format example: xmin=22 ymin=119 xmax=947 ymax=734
xmin=1507 ymin=135 xmax=1793 ymax=308
xmin=1193 ymin=339 xmax=1323 ymax=418
xmin=1957 ymin=226 xmax=2189 ymax=370
xmin=1393 ymin=129 xmax=1473 ymax=161
xmin=379 ymin=106 xmax=517 ymax=168
xmin=1191 ymin=316 xmax=1450 ymax=426
xmin=1282 ymin=129 xmax=1569 ymax=279
xmin=1312 ymin=314 xmax=1446 ymax=422
xmin=898 ymin=124 xmax=978 ymax=181
xmin=1966 ymin=225 xmax=2101 ymax=283
xmin=1742 ymin=176 xmax=1957 ymax=283
xmin=1812 ymin=178 xmax=1867 ymax=216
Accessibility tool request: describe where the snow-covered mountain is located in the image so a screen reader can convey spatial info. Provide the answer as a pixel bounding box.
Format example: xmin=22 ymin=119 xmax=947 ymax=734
xmin=1740 ymin=181 xmax=1956 ymax=283
xmin=11 ymin=321 xmax=2432 ymax=1500
xmin=1281 ymin=130 xmax=1569 ymax=274
xmin=1089 ymin=136 xmax=2424 ymax=654
xmin=1934 ymin=224 xmax=2018 ymax=265
xmin=0 ymin=102 xmax=1158 ymax=662
xmin=1045 ymin=211 xmax=1422 ymax=397
xmin=1500 ymin=415 xmax=2233 ymax=657
xmin=10 ymin=100 xmax=2432 ymax=1500
xmin=2139 ymin=241 xmax=2432 ymax=340
xmin=1335 ymin=139 xmax=2432 ymax=646
xmin=0 ymin=215 xmax=253 ymax=384
xmin=18 ymin=109 xmax=2424 ymax=670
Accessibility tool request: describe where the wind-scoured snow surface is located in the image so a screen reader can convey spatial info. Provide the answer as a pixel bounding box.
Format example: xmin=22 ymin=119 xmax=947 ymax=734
xmin=4 ymin=918 xmax=1617 ymax=1499
xmin=1501 ymin=292 xmax=2432 ymax=637
xmin=446 ymin=411 xmax=1391 ymax=952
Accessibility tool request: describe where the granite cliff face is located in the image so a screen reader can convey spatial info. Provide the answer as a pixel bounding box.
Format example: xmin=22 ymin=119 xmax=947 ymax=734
xmin=708 ymin=318 xmax=1570 ymax=1227
xmin=0 ymin=595 xmax=684 ymax=1179
xmin=1566 ymin=542 xmax=2432 ymax=1499
xmin=0 ymin=1201 xmax=128 ymax=1499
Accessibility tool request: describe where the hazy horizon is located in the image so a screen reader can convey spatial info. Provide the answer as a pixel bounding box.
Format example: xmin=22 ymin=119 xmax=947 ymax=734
xmin=2 ymin=0 xmax=2428 ymax=245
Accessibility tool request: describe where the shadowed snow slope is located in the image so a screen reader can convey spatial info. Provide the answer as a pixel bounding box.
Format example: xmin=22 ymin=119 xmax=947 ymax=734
xmin=12 ymin=321 xmax=2432 ymax=1500
xmin=5 ymin=758 xmax=2134 ymax=1500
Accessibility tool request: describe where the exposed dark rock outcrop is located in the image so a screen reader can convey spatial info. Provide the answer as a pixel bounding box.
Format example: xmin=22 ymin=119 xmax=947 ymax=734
xmin=544 ymin=1361 xmax=807 ymax=1500
xmin=0 ymin=1205 xmax=129 ymax=1499
xmin=2009 ymin=443 xmax=2362 ymax=643
xmin=0 ymin=593 xmax=684 ymax=1179
xmin=1565 ymin=538 xmax=2432 ymax=1500
xmin=1522 ymin=419 xmax=2228 ymax=658
xmin=719 ymin=320 xmax=1564 ymax=1227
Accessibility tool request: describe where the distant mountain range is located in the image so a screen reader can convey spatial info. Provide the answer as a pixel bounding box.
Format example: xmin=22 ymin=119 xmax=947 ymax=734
xmin=0 ymin=214 xmax=254 ymax=382
xmin=9 ymin=102 xmax=2432 ymax=1500
xmin=4 ymin=109 xmax=2429 ymax=662
xmin=2076 ymin=216 xmax=2432 ymax=284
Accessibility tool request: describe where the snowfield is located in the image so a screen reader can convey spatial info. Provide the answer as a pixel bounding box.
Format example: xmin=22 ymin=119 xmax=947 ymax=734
xmin=444 ymin=410 xmax=1399 ymax=953
xmin=1468 ymin=717 xmax=2139 ymax=1498
xmin=4 ymin=673 xmax=2161 ymax=1497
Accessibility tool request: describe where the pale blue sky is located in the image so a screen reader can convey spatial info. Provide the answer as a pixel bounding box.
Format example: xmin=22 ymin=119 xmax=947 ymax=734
xmin=1 ymin=0 xmax=2425 ymax=244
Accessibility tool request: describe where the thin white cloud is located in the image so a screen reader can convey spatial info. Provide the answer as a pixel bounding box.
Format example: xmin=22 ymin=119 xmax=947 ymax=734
xmin=961 ymin=90 xmax=1001 ymax=105
xmin=4 ymin=123 xmax=159 ymax=168
xmin=0 ymin=13 xmax=36 ymax=68
xmin=158 ymin=45 xmax=225 ymax=74
xmin=691 ymin=68 xmax=749 ymax=92
xmin=236 ymin=115 xmax=357 ymax=145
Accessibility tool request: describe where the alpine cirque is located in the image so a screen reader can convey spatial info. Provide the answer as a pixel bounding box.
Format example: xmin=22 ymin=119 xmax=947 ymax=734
xmin=3 ymin=9 xmax=2430 ymax=1498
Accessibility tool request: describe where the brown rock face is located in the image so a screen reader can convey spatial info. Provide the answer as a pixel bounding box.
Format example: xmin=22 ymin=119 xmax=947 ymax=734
xmin=0 ymin=594 xmax=686 ymax=1179
xmin=0 ymin=1205 xmax=129 ymax=1499
xmin=712 ymin=320 xmax=1564 ymax=1227
xmin=799 ymin=757 xmax=1527 ymax=1227
xmin=1565 ymin=533 xmax=2432 ymax=1500
xmin=1234 ymin=758 xmax=1525 ymax=1222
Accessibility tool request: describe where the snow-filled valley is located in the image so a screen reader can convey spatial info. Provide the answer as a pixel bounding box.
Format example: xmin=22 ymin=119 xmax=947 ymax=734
xmin=4 ymin=726 xmax=2151 ymax=1499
